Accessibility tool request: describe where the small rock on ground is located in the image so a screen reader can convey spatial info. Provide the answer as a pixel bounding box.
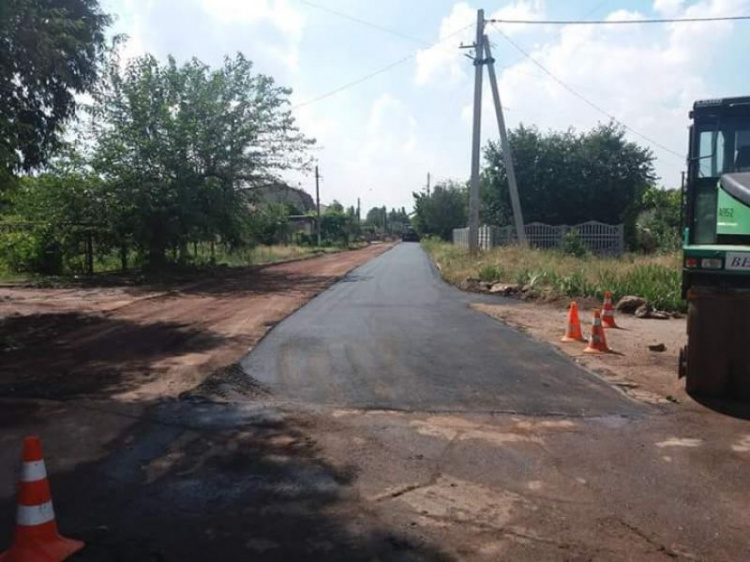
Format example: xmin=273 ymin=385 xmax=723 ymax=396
xmin=617 ymin=295 xmax=648 ymax=314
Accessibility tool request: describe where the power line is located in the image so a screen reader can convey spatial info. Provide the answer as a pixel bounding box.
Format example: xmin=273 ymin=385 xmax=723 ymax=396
xmin=292 ymin=54 xmax=416 ymax=109
xmin=489 ymin=22 xmax=684 ymax=161
xmin=487 ymin=14 xmax=750 ymax=25
xmin=297 ymin=0 xmax=430 ymax=45
xmin=292 ymin=23 xmax=473 ymax=109
xmin=488 ymin=1 xmax=614 ymax=79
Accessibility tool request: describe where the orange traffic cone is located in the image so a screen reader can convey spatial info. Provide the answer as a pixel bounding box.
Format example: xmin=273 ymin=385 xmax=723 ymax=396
xmin=561 ymin=301 xmax=586 ymax=343
xmin=601 ymin=291 xmax=619 ymax=328
xmin=0 ymin=436 xmax=84 ymax=562
xmin=583 ymin=309 xmax=612 ymax=354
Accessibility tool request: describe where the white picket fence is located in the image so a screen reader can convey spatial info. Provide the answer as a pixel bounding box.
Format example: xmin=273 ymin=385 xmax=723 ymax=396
xmin=452 ymin=221 xmax=625 ymax=256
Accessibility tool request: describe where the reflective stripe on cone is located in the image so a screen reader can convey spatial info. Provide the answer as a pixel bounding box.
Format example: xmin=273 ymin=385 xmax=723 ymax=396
xmin=16 ymin=501 xmax=55 ymax=526
xmin=20 ymin=460 xmax=47 ymax=483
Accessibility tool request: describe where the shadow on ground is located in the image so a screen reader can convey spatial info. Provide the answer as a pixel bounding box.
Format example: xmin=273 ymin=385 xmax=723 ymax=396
xmin=175 ymin=269 xmax=343 ymax=298
xmin=0 ymin=313 xmax=225 ymax=400
xmin=0 ymin=400 xmax=451 ymax=561
xmin=689 ymin=393 xmax=750 ymax=420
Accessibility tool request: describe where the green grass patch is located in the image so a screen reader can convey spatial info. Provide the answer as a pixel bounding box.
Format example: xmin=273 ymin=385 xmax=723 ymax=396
xmin=422 ymin=238 xmax=684 ymax=311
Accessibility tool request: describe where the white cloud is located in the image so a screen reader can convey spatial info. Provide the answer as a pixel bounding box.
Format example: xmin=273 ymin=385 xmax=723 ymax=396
xmin=453 ymin=0 xmax=750 ymax=186
xmin=199 ymin=0 xmax=304 ymax=34
xmin=105 ymin=0 xmax=306 ymax=71
xmin=198 ymin=0 xmax=305 ymax=69
xmin=415 ymin=1 xmax=545 ymax=86
xmin=366 ymin=93 xmax=418 ymax=152
xmin=654 ymin=0 xmax=686 ymax=15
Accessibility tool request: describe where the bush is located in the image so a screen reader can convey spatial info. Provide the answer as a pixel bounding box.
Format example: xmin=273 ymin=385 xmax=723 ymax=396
xmin=562 ymin=228 xmax=590 ymax=258
xmin=296 ymin=233 xmax=317 ymax=247
xmin=478 ymin=263 xmax=503 ymax=283
xmin=0 ymin=228 xmax=62 ymax=274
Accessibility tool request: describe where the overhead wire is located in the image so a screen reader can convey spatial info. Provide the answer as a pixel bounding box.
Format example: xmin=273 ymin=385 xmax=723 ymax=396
xmin=486 ymin=14 xmax=750 ymax=25
xmin=292 ymin=23 xmax=473 ymax=109
xmin=297 ymin=0 xmax=431 ymax=46
xmin=293 ymin=0 xmax=697 ymax=162
xmin=488 ymin=22 xmax=685 ymax=161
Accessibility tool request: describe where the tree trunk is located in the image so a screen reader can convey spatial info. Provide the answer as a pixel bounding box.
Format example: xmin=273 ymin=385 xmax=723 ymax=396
xmin=148 ymin=244 xmax=167 ymax=271
xmin=120 ymin=244 xmax=128 ymax=272
xmin=86 ymin=233 xmax=94 ymax=276
xmin=178 ymin=240 xmax=189 ymax=264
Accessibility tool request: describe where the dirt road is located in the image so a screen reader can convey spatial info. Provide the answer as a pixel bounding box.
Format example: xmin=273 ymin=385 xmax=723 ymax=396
xmin=0 ymin=243 xmax=393 ymax=401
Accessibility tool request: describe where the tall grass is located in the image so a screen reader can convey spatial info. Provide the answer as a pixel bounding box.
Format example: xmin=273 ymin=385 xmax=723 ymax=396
xmin=423 ymin=239 xmax=683 ymax=311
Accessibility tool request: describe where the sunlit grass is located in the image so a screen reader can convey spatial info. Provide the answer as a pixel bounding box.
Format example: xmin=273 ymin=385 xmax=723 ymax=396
xmin=422 ymin=238 xmax=683 ymax=311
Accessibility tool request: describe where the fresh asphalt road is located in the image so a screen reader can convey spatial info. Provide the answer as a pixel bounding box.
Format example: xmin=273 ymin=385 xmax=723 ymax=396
xmin=242 ymin=243 xmax=644 ymax=416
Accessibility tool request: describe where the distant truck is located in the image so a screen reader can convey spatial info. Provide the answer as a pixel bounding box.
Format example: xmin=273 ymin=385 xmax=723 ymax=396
xmin=401 ymin=227 xmax=420 ymax=242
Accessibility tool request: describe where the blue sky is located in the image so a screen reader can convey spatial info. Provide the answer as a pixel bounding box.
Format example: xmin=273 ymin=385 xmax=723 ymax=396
xmin=100 ymin=0 xmax=750 ymax=214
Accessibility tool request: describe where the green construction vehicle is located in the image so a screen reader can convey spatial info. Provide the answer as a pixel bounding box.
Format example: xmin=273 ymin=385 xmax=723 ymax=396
xmin=680 ymin=96 xmax=750 ymax=399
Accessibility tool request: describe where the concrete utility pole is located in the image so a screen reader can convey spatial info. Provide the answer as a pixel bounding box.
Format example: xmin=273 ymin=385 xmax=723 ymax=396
xmin=426 ymin=172 xmax=431 ymax=195
xmin=315 ymin=165 xmax=321 ymax=246
xmin=468 ymin=9 xmax=485 ymax=254
xmin=484 ymin=35 xmax=527 ymax=246
xmin=357 ymin=197 xmax=361 ymax=224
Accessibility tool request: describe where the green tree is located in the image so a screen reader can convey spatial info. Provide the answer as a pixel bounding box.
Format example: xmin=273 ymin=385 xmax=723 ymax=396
xmin=321 ymin=207 xmax=353 ymax=245
xmin=412 ymin=181 xmax=468 ymax=240
xmin=483 ymin=122 xmax=655 ymax=245
xmin=252 ymin=204 xmax=291 ymax=245
xmin=365 ymin=207 xmax=387 ymax=230
xmin=87 ymin=51 xmax=314 ymax=267
xmin=637 ymin=185 xmax=682 ymax=252
xmin=388 ymin=207 xmax=410 ymax=226
xmin=0 ymin=0 xmax=111 ymax=183
xmin=327 ymin=200 xmax=344 ymax=214
xmin=2 ymin=150 xmax=109 ymax=273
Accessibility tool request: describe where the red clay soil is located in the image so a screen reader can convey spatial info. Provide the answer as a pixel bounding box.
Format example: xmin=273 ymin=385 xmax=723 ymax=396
xmin=0 ymin=244 xmax=393 ymax=401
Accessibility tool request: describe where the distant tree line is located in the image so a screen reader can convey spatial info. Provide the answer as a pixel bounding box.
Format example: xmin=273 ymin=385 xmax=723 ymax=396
xmin=364 ymin=206 xmax=410 ymax=235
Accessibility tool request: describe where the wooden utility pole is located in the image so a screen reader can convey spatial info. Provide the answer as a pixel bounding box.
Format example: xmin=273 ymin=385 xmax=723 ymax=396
xmin=315 ymin=165 xmax=321 ymax=246
xmin=426 ymin=172 xmax=431 ymax=195
xmin=468 ymin=9 xmax=485 ymax=254
xmin=484 ymin=35 xmax=527 ymax=246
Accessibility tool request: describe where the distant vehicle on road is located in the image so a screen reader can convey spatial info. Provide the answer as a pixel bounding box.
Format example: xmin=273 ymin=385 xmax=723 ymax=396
xmin=401 ymin=227 xmax=420 ymax=242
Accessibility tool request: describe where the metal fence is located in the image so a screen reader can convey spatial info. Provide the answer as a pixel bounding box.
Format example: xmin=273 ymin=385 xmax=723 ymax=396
xmin=452 ymin=221 xmax=625 ymax=256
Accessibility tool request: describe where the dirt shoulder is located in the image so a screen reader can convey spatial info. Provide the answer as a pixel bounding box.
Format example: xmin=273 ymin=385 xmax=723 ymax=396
xmin=0 ymin=243 xmax=394 ymax=401
xmin=473 ymin=299 xmax=687 ymax=405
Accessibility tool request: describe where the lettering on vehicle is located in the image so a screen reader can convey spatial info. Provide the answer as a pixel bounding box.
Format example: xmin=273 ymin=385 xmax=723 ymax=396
xmin=719 ymin=207 xmax=735 ymax=218
xmin=726 ymin=252 xmax=750 ymax=271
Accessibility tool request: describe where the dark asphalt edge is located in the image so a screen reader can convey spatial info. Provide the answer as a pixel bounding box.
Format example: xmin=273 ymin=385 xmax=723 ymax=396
xmin=471 ymin=306 xmax=659 ymax=416
xmin=266 ymin=398 xmax=652 ymax=419
xmin=420 ymin=244 xmax=523 ymax=309
xmin=420 ymin=245 xmax=658 ymax=416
